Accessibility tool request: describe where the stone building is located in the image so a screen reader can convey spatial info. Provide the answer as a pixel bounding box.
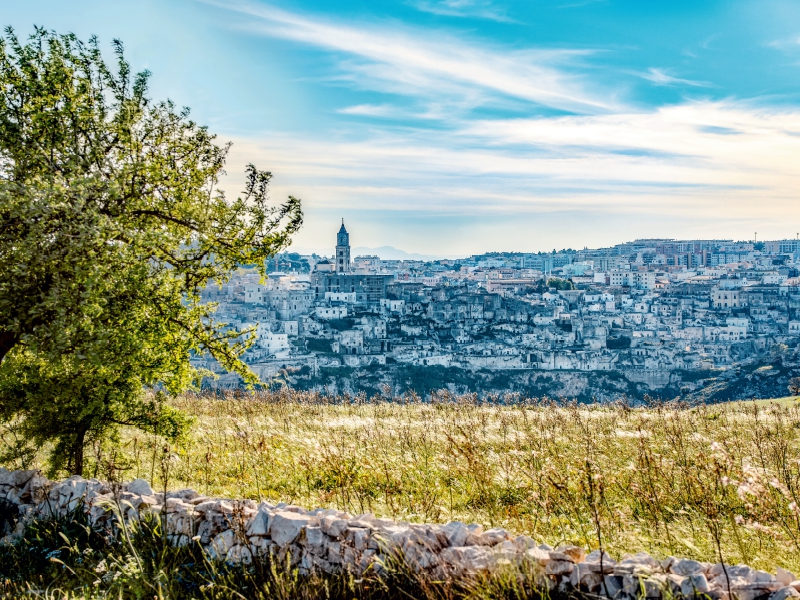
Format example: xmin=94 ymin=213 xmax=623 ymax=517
xmin=312 ymin=221 xmax=393 ymax=302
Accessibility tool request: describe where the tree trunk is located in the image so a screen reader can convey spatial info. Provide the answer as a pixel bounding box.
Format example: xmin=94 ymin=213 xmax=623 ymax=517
xmin=0 ymin=331 xmax=17 ymax=364
xmin=72 ymin=428 xmax=87 ymax=477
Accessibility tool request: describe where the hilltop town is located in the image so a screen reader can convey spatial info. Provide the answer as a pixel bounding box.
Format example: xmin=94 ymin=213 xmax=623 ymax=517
xmin=195 ymin=223 xmax=800 ymax=399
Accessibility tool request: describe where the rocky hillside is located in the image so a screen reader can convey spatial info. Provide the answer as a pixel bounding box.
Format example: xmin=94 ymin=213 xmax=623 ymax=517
xmin=270 ymin=360 xmax=800 ymax=402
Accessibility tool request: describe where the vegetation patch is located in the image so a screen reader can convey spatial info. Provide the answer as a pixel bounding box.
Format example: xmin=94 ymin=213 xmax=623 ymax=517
xmin=6 ymin=391 xmax=800 ymax=577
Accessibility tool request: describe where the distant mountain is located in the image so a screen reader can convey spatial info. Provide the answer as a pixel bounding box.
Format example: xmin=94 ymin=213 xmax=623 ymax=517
xmin=289 ymin=245 xmax=459 ymax=262
xmin=353 ymin=246 xmax=457 ymax=261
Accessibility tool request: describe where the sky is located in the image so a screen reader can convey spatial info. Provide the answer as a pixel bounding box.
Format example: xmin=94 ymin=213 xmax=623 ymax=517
xmin=5 ymin=0 xmax=800 ymax=256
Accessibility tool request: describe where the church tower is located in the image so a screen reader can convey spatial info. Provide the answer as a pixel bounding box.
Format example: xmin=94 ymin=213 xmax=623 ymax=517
xmin=336 ymin=220 xmax=351 ymax=273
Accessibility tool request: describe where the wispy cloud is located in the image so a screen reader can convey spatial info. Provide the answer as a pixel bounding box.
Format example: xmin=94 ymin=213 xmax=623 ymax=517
xmin=198 ymin=1 xmax=800 ymax=252
xmin=410 ymin=0 xmax=515 ymax=23
xmin=225 ymin=102 xmax=800 ymax=214
xmin=204 ymin=0 xmax=615 ymax=115
xmin=766 ymin=36 xmax=800 ymax=52
xmin=639 ymin=68 xmax=712 ymax=87
xmin=337 ymin=104 xmax=397 ymax=117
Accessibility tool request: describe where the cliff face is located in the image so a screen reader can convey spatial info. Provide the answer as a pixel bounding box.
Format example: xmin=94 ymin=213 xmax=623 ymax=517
xmin=266 ymin=360 xmax=800 ymax=402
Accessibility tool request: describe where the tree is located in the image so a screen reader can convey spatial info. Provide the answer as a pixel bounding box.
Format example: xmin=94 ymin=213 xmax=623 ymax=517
xmin=0 ymin=351 xmax=188 ymax=476
xmin=0 ymin=28 xmax=302 ymax=474
xmin=606 ymin=336 xmax=631 ymax=350
xmin=547 ymin=277 xmax=575 ymax=291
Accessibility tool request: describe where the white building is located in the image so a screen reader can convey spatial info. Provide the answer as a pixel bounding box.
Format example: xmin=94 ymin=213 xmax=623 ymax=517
xmin=316 ymin=306 xmax=348 ymax=319
xmin=324 ymin=292 xmax=357 ymax=303
xmin=380 ymin=299 xmax=406 ymax=312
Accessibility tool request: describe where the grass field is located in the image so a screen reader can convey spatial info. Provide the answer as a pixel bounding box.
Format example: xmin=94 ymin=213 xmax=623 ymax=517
xmin=36 ymin=389 xmax=798 ymax=576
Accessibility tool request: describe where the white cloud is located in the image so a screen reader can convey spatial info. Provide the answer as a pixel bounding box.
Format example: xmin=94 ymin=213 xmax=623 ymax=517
xmin=639 ymin=68 xmax=712 ymax=87
xmin=205 ymin=0 xmax=614 ymax=115
xmin=337 ymin=104 xmax=397 ymax=117
xmin=410 ymin=0 xmax=515 ymax=23
xmin=223 ymin=101 xmax=800 ymax=218
xmin=198 ymin=1 xmax=800 ymax=252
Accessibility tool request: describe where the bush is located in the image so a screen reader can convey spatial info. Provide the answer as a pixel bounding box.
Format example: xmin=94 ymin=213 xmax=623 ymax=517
xmin=606 ymin=335 xmax=632 ymax=349
xmin=546 ymin=278 xmax=575 ymax=291
xmin=306 ymin=338 xmax=333 ymax=353
xmin=327 ymin=318 xmax=355 ymax=331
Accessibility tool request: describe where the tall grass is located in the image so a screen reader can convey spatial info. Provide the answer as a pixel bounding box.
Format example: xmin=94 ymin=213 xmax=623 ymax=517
xmin=13 ymin=390 xmax=800 ymax=573
xmin=1 ymin=504 xmax=549 ymax=600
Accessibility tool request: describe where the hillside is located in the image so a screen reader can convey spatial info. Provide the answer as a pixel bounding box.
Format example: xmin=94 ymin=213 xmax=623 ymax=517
xmin=260 ymin=359 xmax=800 ymax=402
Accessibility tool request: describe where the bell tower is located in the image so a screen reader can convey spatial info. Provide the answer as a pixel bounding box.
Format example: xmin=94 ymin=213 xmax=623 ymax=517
xmin=336 ymin=219 xmax=350 ymax=273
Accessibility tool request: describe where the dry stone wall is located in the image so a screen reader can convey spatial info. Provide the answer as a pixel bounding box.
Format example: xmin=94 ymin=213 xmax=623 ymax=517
xmin=1 ymin=468 xmax=799 ymax=600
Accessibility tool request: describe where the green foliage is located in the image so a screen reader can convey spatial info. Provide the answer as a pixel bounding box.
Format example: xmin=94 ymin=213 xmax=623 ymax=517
xmin=9 ymin=392 xmax=795 ymax=575
xmin=306 ymin=338 xmax=333 ymax=353
xmin=546 ymin=277 xmax=575 ymax=291
xmin=326 ymin=318 xmax=355 ymax=331
xmin=0 ymin=351 xmax=192 ymax=475
xmin=606 ymin=335 xmax=632 ymax=350
xmin=0 ymin=28 xmax=302 ymax=474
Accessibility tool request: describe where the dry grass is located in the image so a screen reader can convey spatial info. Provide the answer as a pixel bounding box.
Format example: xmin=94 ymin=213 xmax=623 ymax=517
xmin=72 ymin=391 xmax=800 ymax=574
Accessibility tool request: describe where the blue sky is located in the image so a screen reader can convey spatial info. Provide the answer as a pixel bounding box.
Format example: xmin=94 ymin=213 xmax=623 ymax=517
xmin=6 ymin=0 xmax=800 ymax=255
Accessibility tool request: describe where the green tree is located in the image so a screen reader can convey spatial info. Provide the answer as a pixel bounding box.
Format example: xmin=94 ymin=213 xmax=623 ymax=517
xmin=0 ymin=28 xmax=302 ymax=474
xmin=546 ymin=277 xmax=575 ymax=291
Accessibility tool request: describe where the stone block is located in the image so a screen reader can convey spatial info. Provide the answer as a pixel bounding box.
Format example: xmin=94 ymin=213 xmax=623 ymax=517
xmin=546 ymin=560 xmax=574 ymax=576
xmin=269 ymin=511 xmax=312 ymax=547
xmin=671 ymin=558 xmax=705 ymax=577
xmin=321 ymin=515 xmax=349 ymax=539
xmin=681 ymin=573 xmax=711 ymax=596
xmin=126 ymin=479 xmax=154 ymax=497
xmin=772 ymin=587 xmax=800 ymax=600
xmin=441 ymin=521 xmax=470 ymax=547
xmin=246 ymin=507 xmax=273 ymax=537
xmin=477 ymin=527 xmax=510 ymax=546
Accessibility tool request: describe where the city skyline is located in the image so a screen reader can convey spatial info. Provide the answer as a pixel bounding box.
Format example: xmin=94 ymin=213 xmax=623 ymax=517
xmin=7 ymin=0 xmax=800 ymax=254
xmin=288 ymin=219 xmax=790 ymax=261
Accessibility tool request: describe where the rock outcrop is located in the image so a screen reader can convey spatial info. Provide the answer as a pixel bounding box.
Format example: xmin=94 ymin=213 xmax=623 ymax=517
xmin=1 ymin=468 xmax=798 ymax=599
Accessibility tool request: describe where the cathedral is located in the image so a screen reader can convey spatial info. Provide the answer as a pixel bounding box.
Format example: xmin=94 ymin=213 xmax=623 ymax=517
xmin=311 ymin=221 xmax=393 ymax=303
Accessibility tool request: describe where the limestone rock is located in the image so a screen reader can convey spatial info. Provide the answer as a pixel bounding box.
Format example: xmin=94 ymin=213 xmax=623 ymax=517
xmin=546 ymin=560 xmax=574 ymax=576
xmin=525 ymin=546 xmax=550 ymax=566
xmin=477 ymin=527 xmax=510 ymax=546
xmin=440 ymin=546 xmax=492 ymax=572
xmin=778 ymin=569 xmax=798 ymax=587
xmin=583 ymin=549 xmax=616 ymax=573
xmin=671 ymin=558 xmax=705 ymax=577
xmin=126 ymin=479 xmax=154 ymax=497
xmin=772 ymin=586 xmax=800 ymax=600
xmin=246 ymin=505 xmax=273 ymax=537
xmin=270 ymin=510 xmax=312 ymax=546
xmin=680 ymin=573 xmax=711 ymax=596
xmin=441 ymin=521 xmax=470 ymax=547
